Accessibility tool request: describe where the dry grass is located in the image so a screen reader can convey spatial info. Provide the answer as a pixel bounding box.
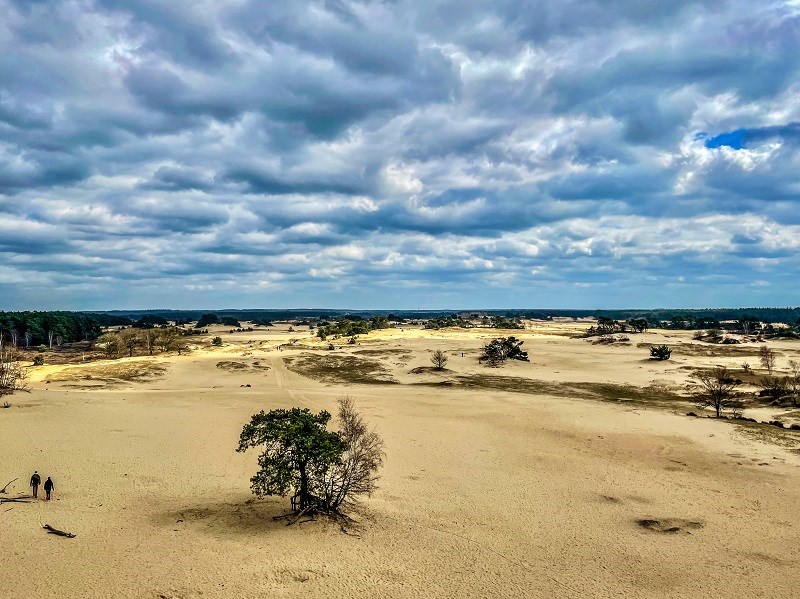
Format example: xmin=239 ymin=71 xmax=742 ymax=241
xmin=732 ymin=419 xmax=800 ymax=450
xmin=637 ymin=342 xmax=772 ymax=358
xmin=47 ymin=361 xmax=169 ymax=385
xmin=353 ymin=348 xmax=412 ymax=357
xmin=215 ymin=360 xmax=270 ymax=373
xmin=421 ymin=374 xmax=688 ymax=407
xmin=283 ymin=353 xmax=397 ymax=385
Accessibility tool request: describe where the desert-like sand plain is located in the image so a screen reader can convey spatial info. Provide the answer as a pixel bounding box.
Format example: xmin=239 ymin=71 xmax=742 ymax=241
xmin=3 ymin=322 xmax=800 ymax=598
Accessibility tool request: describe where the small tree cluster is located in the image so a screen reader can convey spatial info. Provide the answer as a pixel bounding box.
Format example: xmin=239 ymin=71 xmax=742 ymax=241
xmin=480 ymin=337 xmax=529 ymax=366
xmin=97 ymin=327 xmax=188 ymax=358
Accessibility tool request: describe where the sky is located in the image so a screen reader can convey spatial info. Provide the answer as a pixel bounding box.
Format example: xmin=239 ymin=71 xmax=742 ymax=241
xmin=2 ymin=0 xmax=800 ymax=310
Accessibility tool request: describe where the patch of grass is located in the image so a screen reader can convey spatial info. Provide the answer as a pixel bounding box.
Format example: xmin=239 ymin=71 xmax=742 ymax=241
xmin=636 ymin=342 xmax=772 ymax=358
xmin=422 ymin=374 xmax=687 ymax=406
xmin=216 ymin=360 xmax=270 ymax=373
xmin=48 ymin=361 xmax=169 ymax=385
xmin=409 ymin=366 xmax=452 ymax=374
xmin=283 ymin=353 xmax=397 ymax=385
xmin=353 ymin=348 xmax=412 ymax=357
xmin=731 ymin=419 xmax=800 ymax=450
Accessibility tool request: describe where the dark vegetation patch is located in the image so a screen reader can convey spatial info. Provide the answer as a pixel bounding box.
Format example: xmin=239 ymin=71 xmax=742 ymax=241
xmin=216 ymin=360 xmax=270 ymax=373
xmin=283 ymin=353 xmax=397 ymax=385
xmin=353 ymin=349 xmax=412 ymax=358
xmin=409 ymin=366 xmax=453 ymax=374
xmin=419 ymin=374 xmax=687 ymax=406
xmin=732 ymin=419 xmax=800 ymax=450
xmin=636 ymin=518 xmax=703 ymax=534
xmin=637 ymin=342 xmax=771 ymax=358
xmin=414 ymin=374 xmax=690 ymax=406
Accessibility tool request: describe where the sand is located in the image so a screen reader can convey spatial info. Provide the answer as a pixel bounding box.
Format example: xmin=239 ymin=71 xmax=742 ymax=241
xmin=2 ymin=323 xmax=800 ymax=598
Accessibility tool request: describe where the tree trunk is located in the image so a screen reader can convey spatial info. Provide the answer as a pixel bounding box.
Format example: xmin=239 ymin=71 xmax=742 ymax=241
xmin=298 ymin=463 xmax=308 ymax=508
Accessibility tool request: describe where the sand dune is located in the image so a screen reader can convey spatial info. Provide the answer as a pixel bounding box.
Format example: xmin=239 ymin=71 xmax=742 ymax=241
xmin=2 ymin=324 xmax=800 ymax=598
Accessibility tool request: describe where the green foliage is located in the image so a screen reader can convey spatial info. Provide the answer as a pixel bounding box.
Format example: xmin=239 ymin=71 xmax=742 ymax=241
xmin=211 ymin=336 xmax=223 ymax=347
xmin=316 ymin=317 xmax=392 ymax=340
xmin=133 ymin=315 xmax=168 ymax=328
xmin=0 ymin=311 xmax=110 ymax=346
xmin=481 ymin=336 xmax=529 ymax=366
xmin=424 ymin=314 xmax=523 ymax=329
xmin=626 ymin=318 xmax=649 ymax=333
xmin=194 ymin=313 xmax=240 ymax=329
xmin=236 ymin=408 xmax=345 ymax=509
xmin=650 ymin=345 xmax=672 ymax=360
xmin=423 ymin=316 xmax=471 ymax=329
xmin=195 ymin=313 xmax=220 ymax=328
xmin=37 ymin=345 xmax=47 ymax=353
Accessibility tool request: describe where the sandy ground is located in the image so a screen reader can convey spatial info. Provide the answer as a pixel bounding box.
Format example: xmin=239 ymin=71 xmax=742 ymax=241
xmin=2 ymin=323 xmax=800 ymax=598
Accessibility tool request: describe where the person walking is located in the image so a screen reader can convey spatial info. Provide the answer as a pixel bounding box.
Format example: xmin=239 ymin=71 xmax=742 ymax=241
xmin=30 ymin=471 xmax=41 ymax=498
xmin=44 ymin=477 xmax=54 ymax=501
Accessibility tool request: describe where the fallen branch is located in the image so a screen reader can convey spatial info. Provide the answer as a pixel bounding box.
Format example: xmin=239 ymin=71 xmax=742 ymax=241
xmin=0 ymin=478 xmax=18 ymax=493
xmin=43 ymin=524 xmax=76 ymax=538
xmin=0 ymin=496 xmax=30 ymax=504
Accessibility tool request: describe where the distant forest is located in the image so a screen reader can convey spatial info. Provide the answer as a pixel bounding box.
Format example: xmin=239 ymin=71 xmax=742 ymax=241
xmin=2 ymin=307 xmax=800 ymax=348
xmin=98 ymin=308 xmax=800 ymax=326
xmin=0 ymin=311 xmax=130 ymax=346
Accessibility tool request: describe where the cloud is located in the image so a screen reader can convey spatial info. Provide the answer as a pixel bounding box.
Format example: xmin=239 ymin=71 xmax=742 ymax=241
xmin=1 ymin=0 xmax=800 ymax=309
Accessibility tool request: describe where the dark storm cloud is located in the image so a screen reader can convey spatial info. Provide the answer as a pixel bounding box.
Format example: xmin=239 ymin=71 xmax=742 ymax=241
xmin=1 ymin=0 xmax=800 ymax=309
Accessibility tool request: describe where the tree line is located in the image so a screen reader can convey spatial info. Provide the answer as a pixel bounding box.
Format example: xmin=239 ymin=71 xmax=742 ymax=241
xmin=97 ymin=327 xmax=190 ymax=358
xmin=316 ymin=317 xmax=393 ymax=340
xmin=0 ymin=311 xmax=128 ymax=348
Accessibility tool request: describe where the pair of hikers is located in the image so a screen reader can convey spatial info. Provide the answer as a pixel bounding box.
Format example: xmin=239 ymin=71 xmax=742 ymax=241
xmin=29 ymin=471 xmax=55 ymax=500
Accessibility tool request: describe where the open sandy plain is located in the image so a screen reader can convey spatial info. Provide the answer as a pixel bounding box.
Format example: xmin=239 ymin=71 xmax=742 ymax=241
xmin=3 ymin=321 xmax=800 ymax=598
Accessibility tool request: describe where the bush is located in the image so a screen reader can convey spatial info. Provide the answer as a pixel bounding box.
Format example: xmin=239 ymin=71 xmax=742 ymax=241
xmin=32 ymin=355 xmax=45 ymax=366
xmin=37 ymin=345 xmax=47 ymax=353
xmin=650 ymin=345 xmax=672 ymax=360
xmin=211 ymin=336 xmax=223 ymax=347
xmin=481 ymin=337 xmax=529 ymax=366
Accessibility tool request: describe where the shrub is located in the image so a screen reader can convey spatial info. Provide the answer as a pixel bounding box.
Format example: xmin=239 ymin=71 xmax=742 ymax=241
xmin=211 ymin=336 xmax=223 ymax=347
xmin=650 ymin=345 xmax=672 ymax=360
xmin=37 ymin=345 xmax=47 ymax=353
xmin=481 ymin=337 xmax=529 ymax=366
xmin=32 ymin=355 xmax=45 ymax=366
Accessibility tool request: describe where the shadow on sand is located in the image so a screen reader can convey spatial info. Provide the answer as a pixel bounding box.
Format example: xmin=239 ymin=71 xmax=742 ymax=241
xmin=152 ymin=496 xmax=306 ymax=537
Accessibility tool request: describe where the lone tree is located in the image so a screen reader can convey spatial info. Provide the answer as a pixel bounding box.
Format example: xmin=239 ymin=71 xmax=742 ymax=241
xmin=237 ymin=407 xmax=344 ymax=511
xmin=481 ymin=336 xmax=529 ymax=366
xmin=759 ymin=345 xmax=776 ymax=375
xmin=237 ymin=398 xmax=384 ymax=520
xmin=430 ymin=350 xmax=448 ymax=370
xmin=650 ymin=345 xmax=672 ymax=360
xmin=0 ymin=346 xmax=29 ymax=395
xmin=694 ymin=366 xmax=742 ymax=417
